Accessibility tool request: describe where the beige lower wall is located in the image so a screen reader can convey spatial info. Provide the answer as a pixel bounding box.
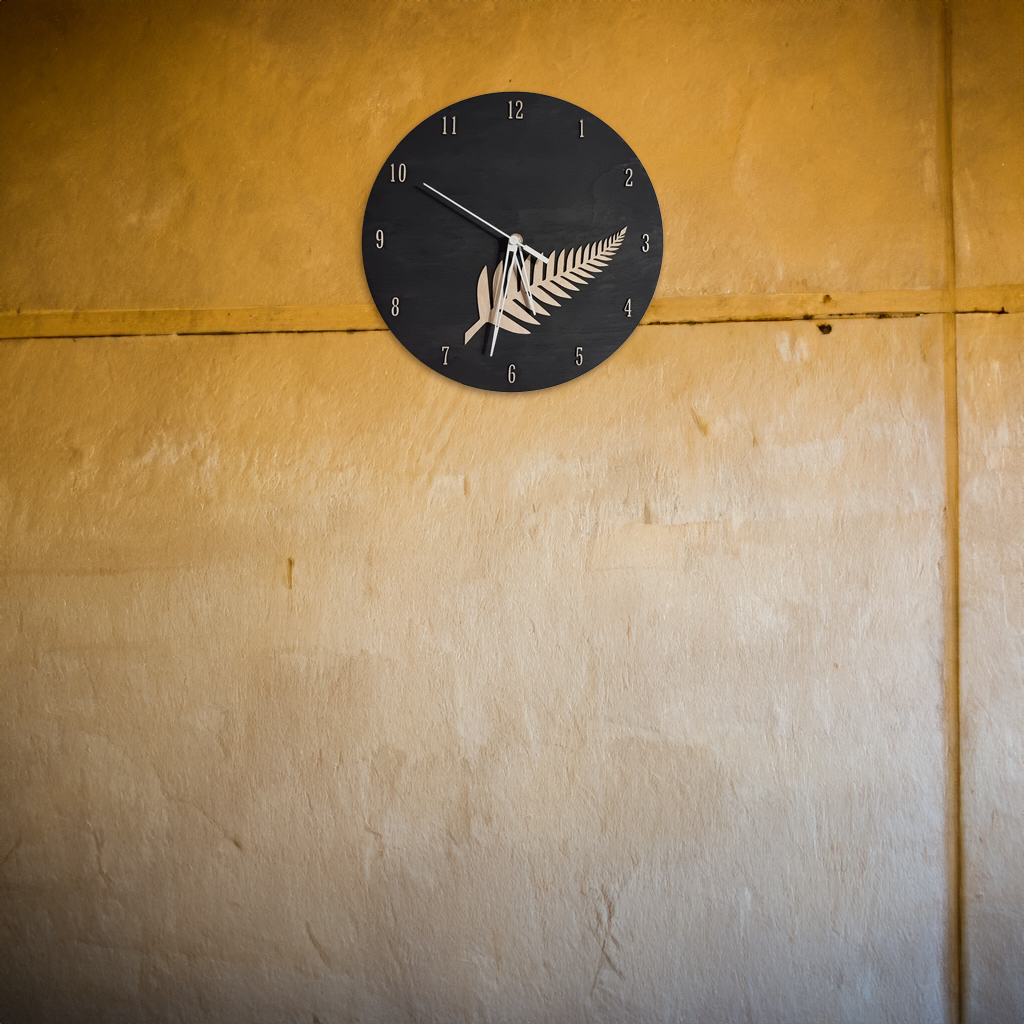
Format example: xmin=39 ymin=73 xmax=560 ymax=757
xmin=958 ymin=314 xmax=1024 ymax=1022
xmin=2 ymin=319 xmax=956 ymax=1022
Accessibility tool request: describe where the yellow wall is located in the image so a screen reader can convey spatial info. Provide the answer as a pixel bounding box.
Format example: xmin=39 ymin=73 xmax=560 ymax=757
xmin=1 ymin=3 xmax=1021 ymax=1022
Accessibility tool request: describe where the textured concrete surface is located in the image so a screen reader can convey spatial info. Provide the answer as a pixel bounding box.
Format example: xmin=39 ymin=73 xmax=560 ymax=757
xmin=958 ymin=313 xmax=1024 ymax=1024
xmin=2 ymin=320 xmax=949 ymax=1022
xmin=1 ymin=0 xmax=947 ymax=312
xmin=951 ymin=2 xmax=1024 ymax=290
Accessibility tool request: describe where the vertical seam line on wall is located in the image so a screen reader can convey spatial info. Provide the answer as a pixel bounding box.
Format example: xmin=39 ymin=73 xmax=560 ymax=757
xmin=940 ymin=3 xmax=964 ymax=1023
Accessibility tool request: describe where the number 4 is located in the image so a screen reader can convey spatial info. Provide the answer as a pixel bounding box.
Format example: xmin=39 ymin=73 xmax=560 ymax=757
xmin=624 ymin=299 xmax=632 ymax=318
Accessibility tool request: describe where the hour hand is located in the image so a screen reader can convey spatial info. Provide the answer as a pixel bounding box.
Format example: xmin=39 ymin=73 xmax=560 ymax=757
xmin=420 ymin=183 xmax=549 ymax=264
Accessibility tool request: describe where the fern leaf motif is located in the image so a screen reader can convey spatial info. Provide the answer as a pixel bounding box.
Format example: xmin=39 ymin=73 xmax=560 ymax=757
xmin=463 ymin=227 xmax=627 ymax=344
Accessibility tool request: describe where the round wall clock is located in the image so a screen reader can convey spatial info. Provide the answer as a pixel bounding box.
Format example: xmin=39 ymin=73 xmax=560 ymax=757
xmin=362 ymin=92 xmax=663 ymax=392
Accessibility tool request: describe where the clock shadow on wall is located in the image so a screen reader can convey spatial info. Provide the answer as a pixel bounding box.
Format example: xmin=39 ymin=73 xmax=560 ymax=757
xmin=362 ymin=93 xmax=663 ymax=393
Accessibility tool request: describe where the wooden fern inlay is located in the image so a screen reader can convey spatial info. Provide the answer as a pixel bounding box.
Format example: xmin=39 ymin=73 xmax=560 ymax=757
xmin=463 ymin=227 xmax=627 ymax=344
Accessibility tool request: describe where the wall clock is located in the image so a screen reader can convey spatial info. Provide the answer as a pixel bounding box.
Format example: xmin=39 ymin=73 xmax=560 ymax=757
xmin=362 ymin=92 xmax=663 ymax=392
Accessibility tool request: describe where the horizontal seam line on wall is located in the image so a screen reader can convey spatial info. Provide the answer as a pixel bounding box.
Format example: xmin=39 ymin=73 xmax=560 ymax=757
xmin=1 ymin=285 xmax=1020 ymax=340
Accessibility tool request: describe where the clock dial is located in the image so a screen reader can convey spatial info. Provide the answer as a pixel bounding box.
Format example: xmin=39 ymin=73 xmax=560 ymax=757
xmin=362 ymin=92 xmax=663 ymax=392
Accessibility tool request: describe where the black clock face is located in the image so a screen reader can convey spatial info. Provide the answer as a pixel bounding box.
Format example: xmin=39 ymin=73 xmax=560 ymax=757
xmin=362 ymin=92 xmax=663 ymax=392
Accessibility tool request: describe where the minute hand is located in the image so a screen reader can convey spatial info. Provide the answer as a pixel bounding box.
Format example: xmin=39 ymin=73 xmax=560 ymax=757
xmin=420 ymin=183 xmax=550 ymax=264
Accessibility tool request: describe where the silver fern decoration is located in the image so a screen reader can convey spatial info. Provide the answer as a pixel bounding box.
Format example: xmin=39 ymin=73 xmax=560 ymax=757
xmin=463 ymin=227 xmax=627 ymax=344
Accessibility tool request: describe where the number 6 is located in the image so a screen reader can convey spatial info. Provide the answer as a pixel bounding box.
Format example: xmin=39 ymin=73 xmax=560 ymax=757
xmin=508 ymin=364 xmax=516 ymax=384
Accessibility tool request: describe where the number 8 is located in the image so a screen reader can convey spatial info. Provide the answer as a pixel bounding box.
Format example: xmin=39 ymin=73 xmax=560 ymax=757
xmin=391 ymin=297 xmax=400 ymax=316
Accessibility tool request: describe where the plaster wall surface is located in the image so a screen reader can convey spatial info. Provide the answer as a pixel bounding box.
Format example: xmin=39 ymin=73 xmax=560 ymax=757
xmin=2 ymin=321 xmax=950 ymax=1023
xmin=958 ymin=314 xmax=1024 ymax=1023
xmin=1 ymin=0 xmax=949 ymax=311
xmin=1 ymin=2 xmax=1022 ymax=1022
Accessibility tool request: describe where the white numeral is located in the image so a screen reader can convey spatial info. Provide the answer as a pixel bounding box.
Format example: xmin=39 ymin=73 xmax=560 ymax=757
xmin=508 ymin=364 xmax=516 ymax=383
xmin=390 ymin=162 xmax=406 ymax=182
xmin=375 ymin=229 xmax=384 ymax=249
xmin=576 ymin=347 xmax=583 ymax=366
xmin=441 ymin=346 xmax=449 ymax=365
xmin=624 ymin=299 xmax=632 ymax=318
xmin=391 ymin=297 xmax=400 ymax=316
xmin=579 ymin=119 xmax=584 ymax=138
xmin=442 ymin=116 xmax=456 ymax=135
xmin=624 ymin=167 xmax=633 ymax=187
xmin=642 ymin=233 xmax=650 ymax=253
xmin=508 ymin=99 xmax=523 ymax=119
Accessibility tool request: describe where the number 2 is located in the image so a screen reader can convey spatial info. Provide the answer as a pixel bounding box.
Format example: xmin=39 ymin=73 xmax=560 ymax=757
xmin=624 ymin=167 xmax=633 ymax=187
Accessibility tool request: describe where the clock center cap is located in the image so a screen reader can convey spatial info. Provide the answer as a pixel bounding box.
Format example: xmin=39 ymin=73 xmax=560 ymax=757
xmin=510 ymin=233 xmax=523 ymax=245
